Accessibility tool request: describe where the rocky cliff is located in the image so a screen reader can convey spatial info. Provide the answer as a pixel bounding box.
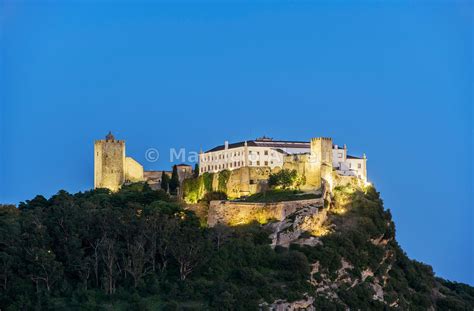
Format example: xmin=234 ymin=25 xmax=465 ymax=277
xmin=260 ymin=184 xmax=474 ymax=310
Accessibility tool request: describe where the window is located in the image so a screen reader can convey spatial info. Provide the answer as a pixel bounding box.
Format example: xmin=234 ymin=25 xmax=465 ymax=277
xmin=257 ymin=151 xmax=260 ymax=155
xmin=257 ymin=161 xmax=260 ymax=165
xmin=249 ymin=161 xmax=253 ymax=166
xmin=270 ymin=161 xmax=273 ymax=164
xmin=249 ymin=179 xmax=255 ymax=185
xmin=349 ymin=163 xmax=351 ymax=168
xmin=358 ymin=163 xmax=362 ymax=169
xmin=264 ymin=161 xmax=268 ymax=166
xmin=249 ymin=151 xmax=252 ymax=154
xmin=264 ymin=150 xmax=268 ymax=155
xmin=338 ymin=153 xmax=342 ymax=159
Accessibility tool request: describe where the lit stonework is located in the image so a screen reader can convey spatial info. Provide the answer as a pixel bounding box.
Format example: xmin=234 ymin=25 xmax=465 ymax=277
xmin=199 ymin=136 xmax=368 ymax=183
xmin=94 ymin=132 xmax=144 ymax=191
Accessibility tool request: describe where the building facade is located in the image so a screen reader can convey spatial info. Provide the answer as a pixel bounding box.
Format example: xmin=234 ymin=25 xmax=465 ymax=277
xmin=199 ymin=136 xmax=367 ymax=182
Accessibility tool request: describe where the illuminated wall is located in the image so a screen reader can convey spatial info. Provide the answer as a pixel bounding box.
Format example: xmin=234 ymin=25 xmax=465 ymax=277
xmin=94 ymin=136 xmax=125 ymax=191
xmin=125 ymin=157 xmax=144 ymax=182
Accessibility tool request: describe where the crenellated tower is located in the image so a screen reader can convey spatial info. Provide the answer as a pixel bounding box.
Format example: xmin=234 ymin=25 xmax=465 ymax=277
xmin=304 ymin=137 xmax=334 ymax=190
xmin=94 ymin=132 xmax=126 ymax=191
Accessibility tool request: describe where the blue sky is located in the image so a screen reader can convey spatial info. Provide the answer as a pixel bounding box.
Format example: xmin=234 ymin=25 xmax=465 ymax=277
xmin=1 ymin=1 xmax=472 ymax=284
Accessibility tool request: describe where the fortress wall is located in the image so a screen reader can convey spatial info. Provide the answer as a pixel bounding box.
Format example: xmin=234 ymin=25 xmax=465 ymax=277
xmin=207 ymin=198 xmax=324 ymax=227
xmin=125 ymin=157 xmax=144 ymax=182
xmin=225 ymin=166 xmax=275 ymax=199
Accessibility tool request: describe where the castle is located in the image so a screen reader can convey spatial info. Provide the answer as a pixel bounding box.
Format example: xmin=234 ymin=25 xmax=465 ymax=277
xmin=197 ymin=136 xmax=367 ymax=198
xmin=94 ymin=133 xmax=367 ymax=196
xmin=94 ymin=132 xmax=192 ymax=191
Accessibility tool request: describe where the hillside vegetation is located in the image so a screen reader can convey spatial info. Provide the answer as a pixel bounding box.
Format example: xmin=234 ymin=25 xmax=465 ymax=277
xmin=0 ymin=183 xmax=473 ymax=310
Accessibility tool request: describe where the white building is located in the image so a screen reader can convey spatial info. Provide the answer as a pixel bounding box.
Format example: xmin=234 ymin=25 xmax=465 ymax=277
xmin=199 ymin=137 xmax=367 ymax=182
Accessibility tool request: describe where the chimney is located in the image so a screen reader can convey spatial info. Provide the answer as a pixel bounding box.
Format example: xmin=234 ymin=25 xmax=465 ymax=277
xmin=224 ymin=141 xmax=229 ymax=150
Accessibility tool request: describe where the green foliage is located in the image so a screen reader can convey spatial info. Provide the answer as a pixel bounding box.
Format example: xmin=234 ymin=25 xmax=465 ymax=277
xmin=0 ymin=186 xmax=311 ymax=310
xmin=202 ymin=172 xmax=214 ymax=192
xmin=218 ymin=169 xmax=231 ymax=192
xmin=182 ymin=177 xmax=204 ymax=204
xmin=268 ymin=169 xmax=303 ymax=189
xmin=183 ymin=172 xmax=227 ymax=204
xmin=2 ymin=183 xmax=474 ymax=310
xmin=193 ymin=164 xmax=199 ymax=178
xmin=169 ymin=165 xmax=180 ymax=195
xmin=243 ymin=189 xmax=319 ymax=203
xmin=160 ymin=171 xmax=170 ymax=193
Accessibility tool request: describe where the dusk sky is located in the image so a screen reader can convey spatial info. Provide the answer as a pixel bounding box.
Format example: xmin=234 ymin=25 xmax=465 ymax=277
xmin=1 ymin=1 xmax=472 ymax=284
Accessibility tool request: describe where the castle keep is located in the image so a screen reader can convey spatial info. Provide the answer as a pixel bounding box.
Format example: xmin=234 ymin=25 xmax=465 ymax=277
xmin=94 ymin=132 xmax=193 ymax=192
xmin=94 ymin=132 xmax=144 ymax=191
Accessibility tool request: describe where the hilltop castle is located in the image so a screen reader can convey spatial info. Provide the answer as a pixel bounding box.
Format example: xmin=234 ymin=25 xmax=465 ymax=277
xmin=94 ymin=132 xmax=192 ymax=191
xmin=94 ymin=133 xmax=367 ymax=196
xmin=197 ymin=136 xmax=367 ymax=198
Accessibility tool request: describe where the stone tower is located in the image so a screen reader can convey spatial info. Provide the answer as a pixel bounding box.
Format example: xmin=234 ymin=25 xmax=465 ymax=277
xmin=312 ymin=137 xmax=333 ymax=189
xmin=94 ymin=132 xmax=126 ymax=191
xmin=304 ymin=137 xmax=334 ymax=190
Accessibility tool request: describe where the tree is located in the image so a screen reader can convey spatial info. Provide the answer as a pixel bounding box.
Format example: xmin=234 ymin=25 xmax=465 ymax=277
xmin=161 ymin=171 xmax=170 ymax=193
xmin=268 ymin=169 xmax=298 ymax=189
xmin=170 ymin=222 xmax=208 ymax=281
xmin=193 ymin=163 xmax=199 ymax=178
xmin=169 ymin=165 xmax=180 ymax=195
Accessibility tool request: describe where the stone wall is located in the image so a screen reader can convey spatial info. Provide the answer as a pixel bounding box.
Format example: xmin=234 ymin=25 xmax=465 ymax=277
xmin=224 ymin=166 xmax=275 ymax=198
xmin=125 ymin=157 xmax=144 ymax=182
xmin=207 ymin=198 xmax=324 ymax=227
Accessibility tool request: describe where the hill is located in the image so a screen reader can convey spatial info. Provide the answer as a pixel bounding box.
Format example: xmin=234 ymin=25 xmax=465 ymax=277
xmin=0 ymin=183 xmax=473 ymax=310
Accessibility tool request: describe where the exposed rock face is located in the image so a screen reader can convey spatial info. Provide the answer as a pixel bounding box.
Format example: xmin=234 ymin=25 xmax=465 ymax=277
xmin=266 ymin=205 xmax=327 ymax=248
xmin=261 ymin=295 xmax=315 ymax=311
xmin=207 ymin=198 xmax=324 ymax=227
xmin=206 ymin=181 xmax=474 ymax=310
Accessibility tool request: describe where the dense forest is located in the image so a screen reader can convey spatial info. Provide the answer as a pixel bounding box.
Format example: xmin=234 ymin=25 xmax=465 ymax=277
xmin=1 ymin=183 xmax=473 ymax=310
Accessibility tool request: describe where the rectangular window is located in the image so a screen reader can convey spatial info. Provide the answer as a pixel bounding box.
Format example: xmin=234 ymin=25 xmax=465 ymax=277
xmin=264 ymin=161 xmax=268 ymax=166
xmin=249 ymin=161 xmax=253 ymax=166
xmin=264 ymin=150 xmax=268 ymax=155
xmin=358 ymin=163 xmax=362 ymax=169
xmin=257 ymin=161 xmax=260 ymax=165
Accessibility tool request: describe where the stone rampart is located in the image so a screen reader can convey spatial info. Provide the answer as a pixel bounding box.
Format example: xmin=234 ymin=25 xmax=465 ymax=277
xmin=207 ymin=198 xmax=324 ymax=227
